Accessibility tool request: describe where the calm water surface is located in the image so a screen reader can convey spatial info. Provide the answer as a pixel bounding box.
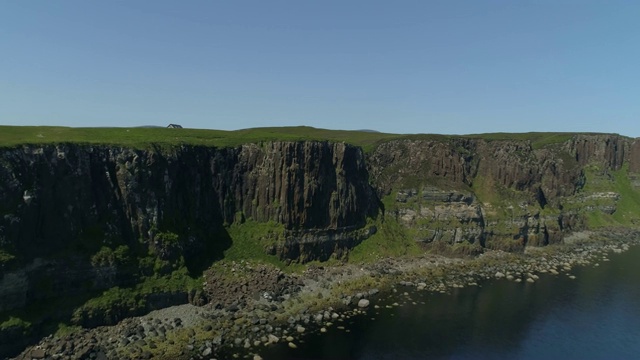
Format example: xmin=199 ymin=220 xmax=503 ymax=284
xmin=259 ymin=246 xmax=640 ymax=359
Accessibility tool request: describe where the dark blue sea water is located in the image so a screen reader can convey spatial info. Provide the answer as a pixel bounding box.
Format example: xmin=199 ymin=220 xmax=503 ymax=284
xmin=260 ymin=246 xmax=640 ymax=359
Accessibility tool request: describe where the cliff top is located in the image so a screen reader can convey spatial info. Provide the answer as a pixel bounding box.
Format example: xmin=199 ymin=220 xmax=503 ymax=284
xmin=0 ymin=125 xmax=624 ymax=151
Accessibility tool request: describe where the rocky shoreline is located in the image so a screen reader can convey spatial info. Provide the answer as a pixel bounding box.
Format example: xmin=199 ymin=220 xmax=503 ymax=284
xmin=13 ymin=228 xmax=640 ymax=360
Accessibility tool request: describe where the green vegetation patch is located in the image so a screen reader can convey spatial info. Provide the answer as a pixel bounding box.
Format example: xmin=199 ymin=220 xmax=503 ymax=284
xmin=91 ymin=245 xmax=131 ymax=267
xmin=349 ymin=216 xmax=421 ymax=263
xmin=471 ymin=173 xmax=533 ymax=207
xmin=573 ymin=164 xmax=640 ymax=228
xmin=53 ymin=322 xmax=81 ymax=338
xmin=584 ymin=211 xmax=617 ymax=228
xmin=610 ymin=165 xmax=640 ymax=225
xmin=220 ymin=218 xmax=301 ymax=270
xmin=1 ymin=126 xmax=611 ymax=154
xmin=0 ymin=316 xmax=32 ymax=332
xmin=71 ymin=266 xmax=201 ymax=326
xmin=0 ymin=248 xmax=16 ymax=266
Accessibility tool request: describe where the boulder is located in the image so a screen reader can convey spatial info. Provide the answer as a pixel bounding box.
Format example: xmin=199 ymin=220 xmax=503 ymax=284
xmin=30 ymin=348 xmax=46 ymax=359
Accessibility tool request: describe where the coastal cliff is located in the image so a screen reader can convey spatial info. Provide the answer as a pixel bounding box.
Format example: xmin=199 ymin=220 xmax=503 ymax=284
xmin=368 ymin=134 xmax=640 ymax=253
xmin=0 ymin=141 xmax=377 ymax=306
xmin=1 ymin=127 xmax=640 ymax=357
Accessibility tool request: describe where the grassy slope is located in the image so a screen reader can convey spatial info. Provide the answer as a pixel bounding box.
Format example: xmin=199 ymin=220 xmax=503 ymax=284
xmin=611 ymin=167 xmax=640 ymax=224
xmin=0 ymin=125 xmax=596 ymax=152
xmin=348 ymin=216 xmax=422 ymax=263
xmin=580 ymin=164 xmax=640 ymax=227
xmin=223 ymin=220 xmax=285 ymax=267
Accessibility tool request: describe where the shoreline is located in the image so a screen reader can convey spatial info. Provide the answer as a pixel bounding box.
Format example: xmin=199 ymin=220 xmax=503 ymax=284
xmin=14 ymin=227 xmax=640 ymax=360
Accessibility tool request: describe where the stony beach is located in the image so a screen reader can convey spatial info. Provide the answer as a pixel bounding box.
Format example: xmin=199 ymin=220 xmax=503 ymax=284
xmin=14 ymin=228 xmax=640 ymax=360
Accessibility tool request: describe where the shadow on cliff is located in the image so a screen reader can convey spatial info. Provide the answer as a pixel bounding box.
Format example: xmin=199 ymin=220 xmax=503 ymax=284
xmin=183 ymin=225 xmax=233 ymax=276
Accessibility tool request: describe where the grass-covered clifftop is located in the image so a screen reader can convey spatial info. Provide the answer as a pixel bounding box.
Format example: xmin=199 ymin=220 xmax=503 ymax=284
xmin=0 ymin=125 xmax=400 ymax=151
xmin=0 ymin=125 xmax=600 ymax=151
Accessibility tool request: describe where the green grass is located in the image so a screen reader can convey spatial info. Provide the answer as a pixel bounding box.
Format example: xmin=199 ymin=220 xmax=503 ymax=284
xmin=218 ymin=218 xmax=326 ymax=272
xmin=90 ymin=245 xmax=131 ymax=267
xmin=71 ymin=266 xmax=201 ymax=326
xmin=578 ymin=164 xmax=640 ymax=228
xmin=53 ymin=322 xmax=82 ymax=337
xmin=471 ymin=172 xmax=531 ymax=207
xmin=0 ymin=248 xmax=16 ymax=265
xmin=581 ymin=165 xmax=611 ymax=193
xmin=348 ymin=216 xmax=421 ymax=263
xmin=71 ymin=287 xmax=141 ymax=324
xmin=0 ymin=125 xmax=402 ymax=152
xmin=585 ymin=211 xmax=616 ymax=228
xmin=610 ymin=165 xmax=640 ymax=225
xmin=223 ymin=219 xmax=285 ymax=266
xmin=0 ymin=126 xmax=618 ymax=153
xmin=471 ymin=174 xmax=500 ymax=204
xmin=0 ymin=316 xmax=31 ymax=331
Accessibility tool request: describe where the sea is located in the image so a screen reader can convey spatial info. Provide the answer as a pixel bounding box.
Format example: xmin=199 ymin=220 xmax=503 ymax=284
xmin=256 ymin=245 xmax=640 ymax=359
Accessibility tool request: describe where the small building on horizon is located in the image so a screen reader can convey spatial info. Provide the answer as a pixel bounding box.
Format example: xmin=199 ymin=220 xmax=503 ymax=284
xmin=167 ymin=124 xmax=183 ymax=129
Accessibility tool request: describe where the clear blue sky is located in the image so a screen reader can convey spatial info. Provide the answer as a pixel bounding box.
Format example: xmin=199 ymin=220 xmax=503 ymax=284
xmin=2 ymin=1 xmax=639 ymax=136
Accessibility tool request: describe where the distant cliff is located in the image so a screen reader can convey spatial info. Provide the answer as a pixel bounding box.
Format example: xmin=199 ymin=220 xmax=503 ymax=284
xmin=1 ymin=130 xmax=640 ymax=357
xmin=368 ymin=134 xmax=640 ymax=252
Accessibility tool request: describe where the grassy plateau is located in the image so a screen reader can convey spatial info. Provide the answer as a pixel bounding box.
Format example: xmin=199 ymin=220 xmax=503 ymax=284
xmin=0 ymin=125 xmax=597 ymax=152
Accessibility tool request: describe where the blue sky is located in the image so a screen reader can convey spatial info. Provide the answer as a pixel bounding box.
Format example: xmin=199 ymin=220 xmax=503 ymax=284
xmin=1 ymin=1 xmax=639 ymax=136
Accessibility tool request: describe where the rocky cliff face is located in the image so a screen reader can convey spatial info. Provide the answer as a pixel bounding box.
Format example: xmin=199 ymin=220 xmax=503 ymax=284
xmin=0 ymin=142 xmax=378 ymax=311
xmin=1 ymin=135 xmax=638 ymax=274
xmin=367 ymin=134 xmax=640 ymax=251
xmin=0 ymin=140 xmax=381 ymax=356
xmin=0 ymin=143 xmax=376 ymax=252
xmin=216 ymin=142 xmax=376 ymax=230
xmin=566 ymin=134 xmax=628 ymax=170
xmin=2 ymin=133 xmax=640 ymax=358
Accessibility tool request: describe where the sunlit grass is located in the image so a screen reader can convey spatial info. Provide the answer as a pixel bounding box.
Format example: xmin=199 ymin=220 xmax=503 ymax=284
xmin=0 ymin=125 xmax=609 ymax=153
